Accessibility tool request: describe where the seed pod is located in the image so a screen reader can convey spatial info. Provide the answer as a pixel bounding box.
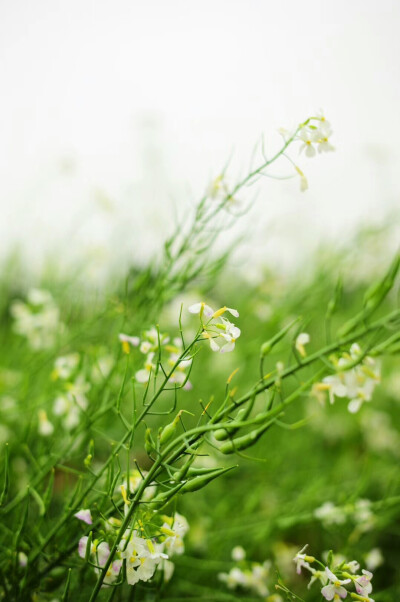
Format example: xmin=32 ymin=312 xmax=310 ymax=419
xmin=214 ymin=408 xmax=248 ymax=441
xmin=219 ymin=419 xmax=276 ymax=454
xmin=145 ymin=428 xmax=156 ymax=455
xmin=180 ymin=465 xmax=237 ymax=493
xmin=159 ymin=412 xmax=182 ymax=445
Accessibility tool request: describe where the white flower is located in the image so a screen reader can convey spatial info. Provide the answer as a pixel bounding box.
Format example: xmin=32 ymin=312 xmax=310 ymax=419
xmin=307 ymin=566 xmax=329 ymax=589
xmin=11 ymin=290 xmax=64 ymax=350
xmin=293 ymin=545 xmax=314 ymax=575
xmin=27 ymin=289 xmax=53 ymax=305
xmin=344 ymin=560 xmax=360 ymax=574
xmin=315 ymin=122 xmax=335 ymax=153
xmin=188 ymin=302 xmax=215 ymax=318
xmin=78 ymin=537 xmax=110 ymax=567
xmin=140 ymin=341 xmax=152 ymax=354
xmin=321 ymin=568 xmax=351 ymax=600
xmin=353 ymin=499 xmax=374 ymax=526
xmin=38 ymin=410 xmax=54 ymax=436
xmin=100 ymin=559 xmax=123 ymax=585
xmin=218 ymin=567 xmax=248 ymax=590
xmin=52 ymin=354 xmax=80 ymax=380
xmin=135 ymin=352 xmax=156 ymax=383
xmin=231 ymin=546 xmax=246 ymax=562
xmin=119 ymin=333 xmax=140 ymax=353
xmin=119 ymin=532 xmax=167 ymax=585
xmin=18 ymin=552 xmax=28 ymax=567
xmin=314 ymin=502 xmax=347 ymax=526
xmin=354 ymin=570 xmax=373 ymax=597
xmin=248 ymin=561 xmax=271 ymax=597
xmin=161 ymin=558 xmax=175 ymax=582
xmin=161 ymin=513 xmax=189 ymax=557
xmin=74 ymin=509 xmax=93 ymax=525
xmin=204 ymin=317 xmax=241 ymax=353
xmin=320 ymin=346 xmax=380 ymax=411
xmin=364 ymin=548 xmax=383 ymax=571
xmin=295 ymin=332 xmax=310 ymax=357
xmin=299 ymin=128 xmax=318 ymax=157
xmin=190 ymin=302 xmax=240 ymax=353
xmin=65 ymin=375 xmax=90 ymax=409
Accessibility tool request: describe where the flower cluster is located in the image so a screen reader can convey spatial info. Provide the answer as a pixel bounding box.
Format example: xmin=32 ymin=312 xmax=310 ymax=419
xmin=10 ymin=289 xmax=64 ymax=350
xmin=51 ymin=354 xmax=91 ymax=431
xmin=119 ymin=328 xmax=192 ymax=388
xmin=314 ymin=499 xmax=375 ymax=532
xmin=297 ymin=114 xmax=334 ymax=158
xmin=219 ymin=546 xmax=279 ymax=599
xmin=189 ymin=302 xmax=240 ymax=353
xmin=279 ymin=112 xmax=334 ymax=191
xmin=78 ymin=537 xmax=122 ymax=586
xmin=77 ymin=498 xmax=189 ymax=588
xmin=293 ymin=545 xmax=376 ymax=601
xmin=313 ymin=344 xmax=381 ymax=413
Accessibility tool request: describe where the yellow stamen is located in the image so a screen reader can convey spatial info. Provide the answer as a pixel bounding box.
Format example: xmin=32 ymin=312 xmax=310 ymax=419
xmin=120 ymin=485 xmax=130 ymax=505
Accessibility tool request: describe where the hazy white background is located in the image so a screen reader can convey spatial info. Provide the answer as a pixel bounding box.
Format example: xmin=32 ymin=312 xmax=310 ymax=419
xmin=1 ymin=0 xmax=399 ymax=280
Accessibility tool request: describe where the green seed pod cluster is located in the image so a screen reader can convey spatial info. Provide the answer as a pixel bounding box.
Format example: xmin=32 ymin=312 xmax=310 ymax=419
xmin=214 ymin=408 xmax=248 ymax=441
xmin=219 ymin=419 xmax=275 ymax=454
xmin=180 ymin=466 xmax=237 ymax=493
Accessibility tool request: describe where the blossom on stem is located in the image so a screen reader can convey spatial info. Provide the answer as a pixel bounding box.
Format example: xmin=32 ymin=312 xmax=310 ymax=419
xmin=161 ymin=512 xmax=189 ymax=557
xmin=38 ymin=410 xmax=54 ymax=436
xmin=321 ymin=568 xmax=351 ymax=600
xmin=74 ymin=509 xmax=93 ymax=525
xmin=52 ymin=353 xmax=80 ymax=380
xmin=231 ymin=546 xmax=246 ymax=561
xmin=293 ymin=545 xmax=315 ymax=574
xmin=119 ymin=531 xmax=167 ymax=585
xmin=119 ymin=333 xmax=140 ymax=354
xmin=354 ymin=570 xmax=373 ymax=597
xmin=190 ymin=302 xmax=241 ymax=353
xmin=135 ymin=352 xmax=156 ymax=383
xmin=316 ymin=344 xmax=381 ymax=412
xmin=295 ymin=332 xmax=310 ymax=357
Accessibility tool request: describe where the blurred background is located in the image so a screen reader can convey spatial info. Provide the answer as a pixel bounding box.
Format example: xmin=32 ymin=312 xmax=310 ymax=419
xmin=1 ymin=0 xmax=399 ymax=281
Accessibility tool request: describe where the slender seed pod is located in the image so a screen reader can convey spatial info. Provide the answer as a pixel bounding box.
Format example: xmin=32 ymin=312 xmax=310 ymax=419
xmin=145 ymin=428 xmax=156 ymax=455
xmin=179 ymin=465 xmax=237 ymax=493
xmin=219 ymin=419 xmax=276 ymax=454
xmin=214 ymin=408 xmax=248 ymax=441
xmin=159 ymin=412 xmax=182 ymax=446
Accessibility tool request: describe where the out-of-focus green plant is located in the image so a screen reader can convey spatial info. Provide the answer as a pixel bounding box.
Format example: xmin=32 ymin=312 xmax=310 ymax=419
xmin=0 ymin=113 xmax=399 ymax=602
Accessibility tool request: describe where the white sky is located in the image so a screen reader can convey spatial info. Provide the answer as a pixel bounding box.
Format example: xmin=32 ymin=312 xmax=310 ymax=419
xmin=1 ymin=0 xmax=399 ymax=279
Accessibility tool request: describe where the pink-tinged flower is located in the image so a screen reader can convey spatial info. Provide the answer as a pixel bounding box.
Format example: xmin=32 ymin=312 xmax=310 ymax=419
xmin=355 ymin=570 xmax=373 ymax=596
xmin=74 ymin=509 xmax=93 ymax=525
xmin=321 ymin=568 xmax=351 ymax=600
